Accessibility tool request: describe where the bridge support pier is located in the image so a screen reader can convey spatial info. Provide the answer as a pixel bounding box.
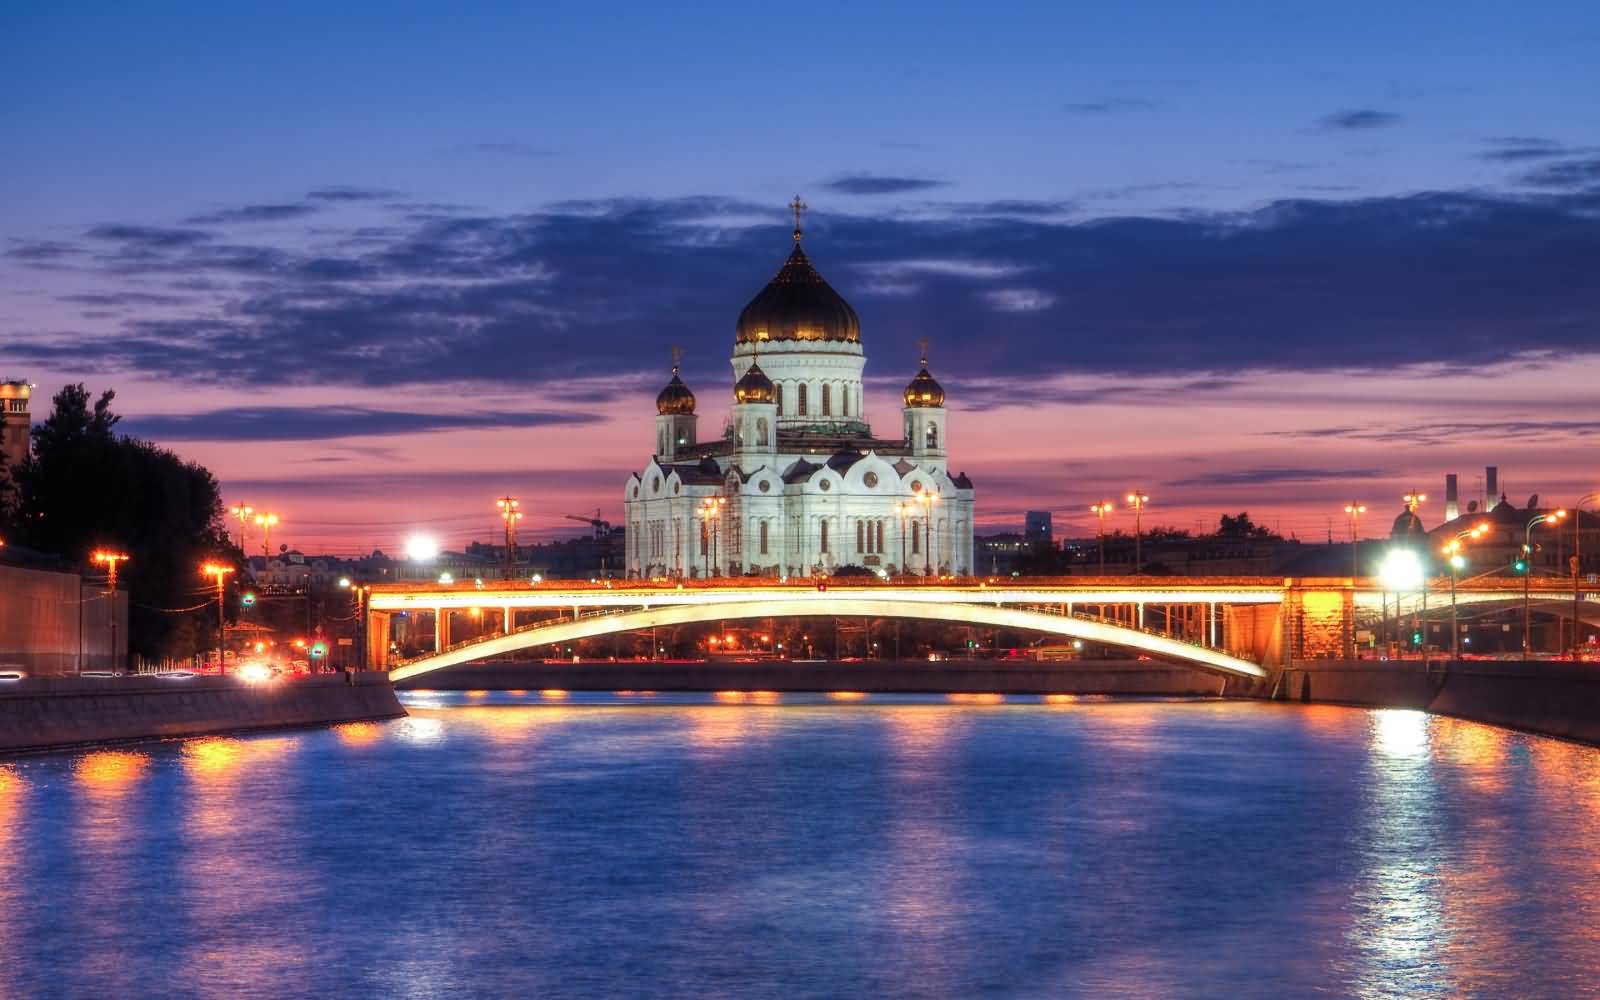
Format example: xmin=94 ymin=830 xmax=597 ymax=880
xmin=435 ymin=608 xmax=451 ymax=652
xmin=365 ymin=610 xmax=392 ymax=671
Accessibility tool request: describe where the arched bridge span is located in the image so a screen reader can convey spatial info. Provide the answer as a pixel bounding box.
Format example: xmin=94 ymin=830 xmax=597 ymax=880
xmin=386 ymin=597 xmax=1268 ymax=683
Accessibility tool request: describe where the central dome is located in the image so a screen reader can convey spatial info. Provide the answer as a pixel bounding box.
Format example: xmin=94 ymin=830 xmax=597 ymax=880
xmin=735 ymin=244 xmax=860 ymax=345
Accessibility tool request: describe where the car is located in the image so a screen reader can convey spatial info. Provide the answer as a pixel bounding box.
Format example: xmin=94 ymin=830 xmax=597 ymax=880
xmin=0 ymin=670 xmax=25 ymax=682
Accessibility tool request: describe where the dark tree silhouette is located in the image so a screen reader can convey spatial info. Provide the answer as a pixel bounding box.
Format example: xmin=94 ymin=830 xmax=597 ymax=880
xmin=11 ymin=384 xmax=240 ymax=660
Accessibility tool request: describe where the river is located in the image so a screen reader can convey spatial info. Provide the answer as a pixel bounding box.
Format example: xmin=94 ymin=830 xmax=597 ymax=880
xmin=2 ymin=693 xmax=1598 ymax=999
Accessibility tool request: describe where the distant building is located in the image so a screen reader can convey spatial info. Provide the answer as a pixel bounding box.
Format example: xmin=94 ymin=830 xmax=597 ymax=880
xmin=1024 ymin=511 xmax=1053 ymax=549
xmin=976 ymin=533 xmax=1029 ymax=576
xmin=0 ymin=380 xmax=31 ymax=473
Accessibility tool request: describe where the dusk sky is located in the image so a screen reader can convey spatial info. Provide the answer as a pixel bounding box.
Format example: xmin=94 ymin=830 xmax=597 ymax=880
xmin=4 ymin=2 xmax=1598 ymax=554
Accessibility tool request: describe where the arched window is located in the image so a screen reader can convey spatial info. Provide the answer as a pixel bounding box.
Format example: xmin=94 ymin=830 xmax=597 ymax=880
xmin=759 ymin=521 xmax=769 ymax=555
xmin=658 ymin=429 xmax=666 ymax=454
xmin=798 ymin=383 xmax=808 ymax=415
xmin=875 ymin=520 xmax=884 ymax=553
xmin=756 ymin=417 xmax=768 ymax=446
xmin=822 ymin=384 xmax=832 ymax=416
xmin=820 ymin=519 xmax=830 ymax=554
xmin=842 ymin=390 xmax=849 ymax=417
xmin=926 ymin=422 xmax=939 ymax=449
xmin=856 ymin=520 xmax=864 ymax=553
xmin=775 ymin=385 xmax=783 ymax=415
xmin=912 ymin=521 xmax=921 ymax=554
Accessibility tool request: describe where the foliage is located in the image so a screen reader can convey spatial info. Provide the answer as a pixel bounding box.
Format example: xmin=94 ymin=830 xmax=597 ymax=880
xmin=1216 ymin=511 xmax=1281 ymax=539
xmin=10 ymin=384 xmax=240 ymax=660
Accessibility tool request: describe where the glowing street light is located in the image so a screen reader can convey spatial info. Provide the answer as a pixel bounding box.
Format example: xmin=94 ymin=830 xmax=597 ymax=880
xmin=696 ymin=497 xmax=725 ymax=579
xmin=1126 ymin=492 xmax=1150 ymax=576
xmin=916 ymin=490 xmax=941 ymax=576
xmin=496 ymin=496 xmax=523 ymax=579
xmin=405 ymin=534 xmax=440 ymax=562
xmin=1343 ymin=503 xmax=1367 ymax=577
xmin=1523 ymin=509 xmax=1567 ymax=654
xmin=228 ymin=503 xmax=254 ymax=550
xmin=1089 ymin=501 xmax=1114 ymax=575
xmin=253 ymin=512 xmax=280 ymax=557
xmin=1439 ymin=524 xmax=1487 ymax=659
xmin=1378 ymin=547 xmax=1425 ymax=655
xmin=201 ymin=562 xmax=235 ymax=672
xmin=91 ymin=550 xmax=130 ymax=673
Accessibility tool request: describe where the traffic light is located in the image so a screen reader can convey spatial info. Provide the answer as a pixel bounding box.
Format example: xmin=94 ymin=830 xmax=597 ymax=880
xmin=1512 ymin=558 xmax=1527 ymax=574
xmin=1412 ymin=630 xmax=1423 ymax=646
xmin=241 ymin=591 xmax=257 ymax=607
xmin=310 ymin=641 xmax=327 ymax=660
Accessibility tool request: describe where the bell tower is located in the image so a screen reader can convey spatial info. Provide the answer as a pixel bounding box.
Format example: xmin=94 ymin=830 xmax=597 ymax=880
xmin=653 ymin=347 xmax=697 ymax=462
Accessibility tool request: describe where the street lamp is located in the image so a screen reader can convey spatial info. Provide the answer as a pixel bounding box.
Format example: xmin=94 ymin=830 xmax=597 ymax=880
xmin=894 ymin=500 xmax=914 ymax=576
xmin=91 ymin=550 xmax=130 ymax=673
xmin=201 ymin=562 xmax=235 ymax=673
xmin=253 ymin=512 xmax=279 ymax=557
xmin=1378 ymin=548 xmax=1424 ymax=658
xmin=1343 ymin=503 xmax=1367 ymax=577
xmin=229 ymin=504 xmax=254 ymax=551
xmin=1523 ymin=509 xmax=1568 ymax=655
xmin=1090 ymin=501 xmax=1114 ymax=575
xmin=697 ymin=497 xmax=725 ymax=578
xmin=496 ymin=496 xmax=523 ymax=579
xmin=916 ymin=491 xmax=940 ymax=576
xmin=405 ymin=534 xmax=440 ymax=562
xmin=1440 ymin=523 xmax=1488 ymax=659
xmin=1125 ymin=492 xmax=1149 ymax=576
xmin=1570 ymin=494 xmax=1600 ymax=661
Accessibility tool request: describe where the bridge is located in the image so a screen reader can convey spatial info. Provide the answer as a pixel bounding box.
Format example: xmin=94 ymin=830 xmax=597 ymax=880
xmin=364 ymin=576 xmax=1600 ymax=683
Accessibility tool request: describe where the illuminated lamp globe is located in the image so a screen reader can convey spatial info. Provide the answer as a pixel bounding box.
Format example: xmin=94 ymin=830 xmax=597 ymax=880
xmin=405 ymin=535 xmax=440 ymax=562
xmin=1378 ymin=548 xmax=1424 ymax=592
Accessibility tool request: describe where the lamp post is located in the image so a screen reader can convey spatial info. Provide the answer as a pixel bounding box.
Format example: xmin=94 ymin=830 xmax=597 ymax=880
xmin=1378 ymin=548 xmax=1424 ymax=661
xmin=1090 ymin=501 xmax=1114 ymax=575
xmin=1440 ymin=524 xmax=1487 ymax=659
xmin=253 ymin=512 xmax=279 ymax=557
xmin=895 ymin=500 xmax=913 ymax=576
xmin=1343 ymin=503 xmax=1368 ymax=577
xmin=1125 ymin=492 xmax=1149 ymax=576
xmin=201 ymin=562 xmax=235 ymax=673
xmin=229 ymin=504 xmax=254 ymax=551
xmin=496 ymin=496 xmax=523 ymax=579
xmin=917 ymin=491 xmax=940 ymax=576
xmin=698 ymin=497 xmax=724 ymax=578
xmin=91 ymin=550 xmax=129 ymax=672
xmin=1523 ymin=510 xmax=1568 ymax=655
xmin=1571 ymin=495 xmax=1600 ymax=661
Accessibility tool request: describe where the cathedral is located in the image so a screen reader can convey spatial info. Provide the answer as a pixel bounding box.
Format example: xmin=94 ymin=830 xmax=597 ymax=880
xmin=624 ymin=200 xmax=977 ymax=579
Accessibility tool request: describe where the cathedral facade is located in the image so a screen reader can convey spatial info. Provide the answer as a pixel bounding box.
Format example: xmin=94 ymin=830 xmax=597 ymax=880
xmin=624 ymin=205 xmax=976 ymax=579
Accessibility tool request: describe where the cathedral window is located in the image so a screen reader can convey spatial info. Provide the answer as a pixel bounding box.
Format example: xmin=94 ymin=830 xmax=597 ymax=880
xmin=700 ymin=522 xmax=709 ymax=556
xmin=759 ymin=521 xmax=769 ymax=555
xmin=875 ymin=520 xmax=884 ymax=554
xmin=855 ymin=520 xmax=864 ymax=553
xmin=756 ymin=417 xmax=768 ymax=446
xmin=842 ymin=391 xmax=849 ymax=417
xmin=798 ymin=383 xmax=808 ymax=415
xmin=912 ymin=521 xmax=921 ymax=554
xmin=822 ymin=384 xmax=832 ymax=416
xmin=776 ymin=385 xmax=783 ymax=415
xmin=926 ymin=422 xmax=939 ymax=449
xmin=820 ymin=520 xmax=830 ymax=554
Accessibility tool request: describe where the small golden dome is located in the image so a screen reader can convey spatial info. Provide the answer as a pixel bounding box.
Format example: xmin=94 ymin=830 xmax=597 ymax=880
xmin=903 ymin=361 xmax=945 ymax=408
xmin=734 ymin=362 xmax=775 ymax=404
xmin=656 ymin=364 xmax=696 ymax=415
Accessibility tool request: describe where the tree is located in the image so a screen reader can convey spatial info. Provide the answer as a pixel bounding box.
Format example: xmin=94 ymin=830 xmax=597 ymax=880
xmin=1217 ymin=511 xmax=1281 ymax=540
xmin=12 ymin=384 xmax=239 ymax=661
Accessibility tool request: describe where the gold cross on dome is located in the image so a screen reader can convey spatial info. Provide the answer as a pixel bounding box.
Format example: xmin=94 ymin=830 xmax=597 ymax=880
xmin=918 ymin=337 xmax=929 ymax=366
xmin=790 ymin=195 xmax=807 ymax=241
xmin=670 ymin=344 xmax=682 ymax=372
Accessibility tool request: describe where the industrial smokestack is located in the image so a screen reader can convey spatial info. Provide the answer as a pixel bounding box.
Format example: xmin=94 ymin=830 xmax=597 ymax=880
xmin=1445 ymin=473 xmax=1459 ymax=521
xmin=1486 ymin=466 xmax=1499 ymax=511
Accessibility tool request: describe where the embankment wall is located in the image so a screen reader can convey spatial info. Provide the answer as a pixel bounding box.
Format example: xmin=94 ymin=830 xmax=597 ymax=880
xmin=0 ymin=672 xmax=405 ymax=753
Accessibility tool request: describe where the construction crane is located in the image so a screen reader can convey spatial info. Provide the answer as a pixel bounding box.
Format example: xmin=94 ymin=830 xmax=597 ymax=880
xmin=565 ymin=509 xmax=612 ymax=539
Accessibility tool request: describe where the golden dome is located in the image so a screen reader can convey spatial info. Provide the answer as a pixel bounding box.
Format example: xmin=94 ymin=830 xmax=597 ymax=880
xmin=656 ymin=364 xmax=696 ymax=415
xmin=733 ymin=362 xmax=775 ymax=404
xmin=735 ymin=243 xmax=860 ymax=345
xmin=903 ymin=360 xmax=945 ymax=408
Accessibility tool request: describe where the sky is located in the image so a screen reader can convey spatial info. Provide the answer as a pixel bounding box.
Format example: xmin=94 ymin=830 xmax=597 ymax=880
xmin=3 ymin=2 xmax=1598 ymax=554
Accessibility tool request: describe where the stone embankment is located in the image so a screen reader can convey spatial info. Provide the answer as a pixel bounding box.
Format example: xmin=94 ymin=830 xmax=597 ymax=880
xmin=1278 ymin=659 xmax=1600 ymax=745
xmin=0 ymin=672 xmax=405 ymax=753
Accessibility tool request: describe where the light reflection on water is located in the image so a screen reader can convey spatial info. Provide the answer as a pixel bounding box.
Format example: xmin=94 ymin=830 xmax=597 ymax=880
xmin=0 ymin=698 xmax=1597 ymax=999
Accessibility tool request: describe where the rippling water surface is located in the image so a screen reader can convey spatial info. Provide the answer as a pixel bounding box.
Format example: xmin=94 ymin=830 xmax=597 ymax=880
xmin=3 ymin=693 xmax=1599 ymax=999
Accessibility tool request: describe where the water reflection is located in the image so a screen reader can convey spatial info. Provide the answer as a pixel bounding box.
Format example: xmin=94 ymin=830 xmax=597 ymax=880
xmin=5 ymin=701 xmax=1599 ymax=998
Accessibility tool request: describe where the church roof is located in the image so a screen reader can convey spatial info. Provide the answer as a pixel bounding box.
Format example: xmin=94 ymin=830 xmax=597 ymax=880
xmin=951 ymin=471 xmax=974 ymax=490
xmin=782 ymin=458 xmax=823 ymax=483
xmin=734 ymin=240 xmax=860 ymax=345
xmin=826 ymin=449 xmax=866 ymax=472
xmin=892 ymin=459 xmax=917 ymax=476
xmin=668 ymin=457 xmax=725 ymax=485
